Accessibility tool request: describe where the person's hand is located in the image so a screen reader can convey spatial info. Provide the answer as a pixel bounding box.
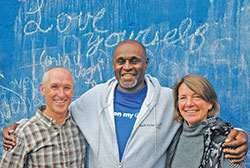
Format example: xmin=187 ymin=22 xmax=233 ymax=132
xmin=1 ymin=123 xmax=19 ymax=151
xmin=222 ymin=129 xmax=249 ymax=163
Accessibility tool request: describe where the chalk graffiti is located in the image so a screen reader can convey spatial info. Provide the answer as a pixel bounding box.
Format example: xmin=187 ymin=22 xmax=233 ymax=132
xmin=12 ymin=0 xmax=249 ymax=92
xmin=21 ymin=14 xmax=210 ymax=87
xmin=24 ymin=0 xmax=107 ymax=35
xmin=38 ymin=45 xmax=109 ymax=87
xmin=0 ymin=75 xmax=45 ymax=123
xmin=0 ymin=85 xmax=27 ymax=120
xmin=22 ymin=0 xmax=208 ymax=54
xmin=12 ymin=1 xmax=212 ymax=89
xmin=24 ymin=0 xmax=53 ymax=35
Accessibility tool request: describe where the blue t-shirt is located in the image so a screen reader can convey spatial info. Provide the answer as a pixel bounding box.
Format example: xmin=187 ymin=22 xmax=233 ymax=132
xmin=114 ymin=86 xmax=147 ymax=161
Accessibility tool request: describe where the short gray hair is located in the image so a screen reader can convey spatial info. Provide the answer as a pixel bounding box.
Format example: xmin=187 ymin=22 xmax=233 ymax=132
xmin=41 ymin=67 xmax=75 ymax=88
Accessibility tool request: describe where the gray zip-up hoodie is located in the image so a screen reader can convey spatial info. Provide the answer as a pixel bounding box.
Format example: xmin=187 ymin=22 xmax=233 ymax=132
xmin=70 ymin=75 xmax=180 ymax=168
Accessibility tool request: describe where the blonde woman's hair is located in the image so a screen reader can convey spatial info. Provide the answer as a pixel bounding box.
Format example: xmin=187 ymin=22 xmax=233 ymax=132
xmin=173 ymin=74 xmax=219 ymax=123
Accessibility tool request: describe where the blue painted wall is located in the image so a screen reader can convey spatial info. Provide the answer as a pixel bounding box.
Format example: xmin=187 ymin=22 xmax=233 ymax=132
xmin=0 ymin=0 xmax=249 ymax=165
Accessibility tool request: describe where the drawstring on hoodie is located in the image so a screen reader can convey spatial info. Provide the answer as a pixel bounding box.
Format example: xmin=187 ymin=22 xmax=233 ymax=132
xmin=96 ymin=108 xmax=102 ymax=158
xmin=154 ymin=107 xmax=157 ymax=153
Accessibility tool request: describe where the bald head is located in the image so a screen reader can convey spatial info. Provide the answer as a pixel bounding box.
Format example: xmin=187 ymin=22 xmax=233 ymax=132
xmin=113 ymin=40 xmax=147 ymax=60
xmin=41 ymin=67 xmax=75 ymax=88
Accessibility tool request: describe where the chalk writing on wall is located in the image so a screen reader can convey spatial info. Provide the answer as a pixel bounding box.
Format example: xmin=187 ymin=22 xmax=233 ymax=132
xmin=0 ymin=0 xmax=249 ymax=165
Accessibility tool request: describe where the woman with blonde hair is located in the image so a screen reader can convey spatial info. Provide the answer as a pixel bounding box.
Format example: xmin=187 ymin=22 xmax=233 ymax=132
xmin=166 ymin=74 xmax=245 ymax=168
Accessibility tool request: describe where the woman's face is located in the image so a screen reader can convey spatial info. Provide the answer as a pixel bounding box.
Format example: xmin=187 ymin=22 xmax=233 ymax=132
xmin=178 ymin=83 xmax=213 ymax=126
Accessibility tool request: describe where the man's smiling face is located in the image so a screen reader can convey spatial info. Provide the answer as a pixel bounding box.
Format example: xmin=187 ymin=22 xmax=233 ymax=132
xmin=40 ymin=68 xmax=74 ymax=117
xmin=112 ymin=40 xmax=149 ymax=93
